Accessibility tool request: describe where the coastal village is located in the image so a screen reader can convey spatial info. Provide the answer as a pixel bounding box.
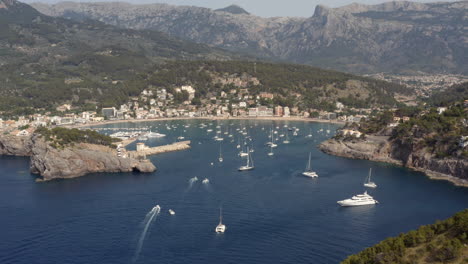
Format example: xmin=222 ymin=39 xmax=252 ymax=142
xmin=1 ymin=72 xmax=467 ymax=151
xmin=0 ymin=82 xmax=393 ymax=136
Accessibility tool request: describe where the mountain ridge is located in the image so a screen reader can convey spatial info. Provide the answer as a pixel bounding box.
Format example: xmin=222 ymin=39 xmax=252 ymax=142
xmin=31 ymin=0 xmax=468 ymax=74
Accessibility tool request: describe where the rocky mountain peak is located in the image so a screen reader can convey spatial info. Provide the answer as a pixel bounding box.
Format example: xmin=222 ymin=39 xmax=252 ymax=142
xmin=313 ymin=4 xmax=332 ymax=17
xmin=0 ymin=0 xmax=18 ymax=9
xmin=215 ymin=4 xmax=249 ymax=15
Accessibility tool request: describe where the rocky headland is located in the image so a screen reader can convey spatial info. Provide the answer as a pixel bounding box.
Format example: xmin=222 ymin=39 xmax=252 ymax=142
xmin=320 ymin=136 xmax=468 ymax=187
xmin=0 ymin=133 xmax=157 ymax=181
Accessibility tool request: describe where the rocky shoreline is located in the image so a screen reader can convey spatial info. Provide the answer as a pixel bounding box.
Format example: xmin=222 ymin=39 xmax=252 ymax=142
xmin=0 ymin=134 xmax=156 ymax=181
xmin=319 ymin=136 xmax=468 ymax=187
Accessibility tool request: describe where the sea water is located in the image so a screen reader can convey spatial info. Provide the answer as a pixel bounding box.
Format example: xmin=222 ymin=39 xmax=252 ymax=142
xmin=0 ymin=120 xmax=467 ymax=264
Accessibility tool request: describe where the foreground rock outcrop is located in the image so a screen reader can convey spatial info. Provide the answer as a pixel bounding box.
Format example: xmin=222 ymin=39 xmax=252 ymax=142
xmin=320 ymin=136 xmax=468 ymax=187
xmin=0 ymin=134 xmax=157 ymax=181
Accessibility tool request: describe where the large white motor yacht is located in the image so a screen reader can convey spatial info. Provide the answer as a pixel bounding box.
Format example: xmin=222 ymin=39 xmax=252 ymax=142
xmin=337 ymin=191 xmax=378 ymax=206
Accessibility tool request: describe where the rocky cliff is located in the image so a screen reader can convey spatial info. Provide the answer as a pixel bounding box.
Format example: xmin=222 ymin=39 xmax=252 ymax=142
xmin=320 ymin=136 xmax=468 ymax=186
xmin=0 ymin=134 xmax=156 ymax=181
xmin=0 ymin=134 xmax=33 ymax=156
xmin=31 ymin=1 xmax=468 ymax=74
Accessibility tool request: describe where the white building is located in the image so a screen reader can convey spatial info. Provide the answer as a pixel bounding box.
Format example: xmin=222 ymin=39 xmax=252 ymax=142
xmin=336 ymin=102 xmax=344 ymax=110
xmin=181 ymin=85 xmax=196 ymax=100
xmin=437 ymin=107 xmax=447 ymax=114
xmin=341 ymin=129 xmax=363 ymax=138
xmin=283 ymin=107 xmax=290 ymax=117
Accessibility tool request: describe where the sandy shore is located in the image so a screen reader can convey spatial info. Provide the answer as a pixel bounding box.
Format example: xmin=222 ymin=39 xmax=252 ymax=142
xmin=68 ymin=116 xmax=346 ymax=129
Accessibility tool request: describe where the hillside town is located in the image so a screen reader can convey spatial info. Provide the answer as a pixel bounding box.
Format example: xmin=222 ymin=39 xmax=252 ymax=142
xmin=2 ymin=84 xmax=467 ymax=140
xmin=366 ymin=73 xmax=468 ymax=97
xmin=0 ymin=84 xmax=377 ymax=134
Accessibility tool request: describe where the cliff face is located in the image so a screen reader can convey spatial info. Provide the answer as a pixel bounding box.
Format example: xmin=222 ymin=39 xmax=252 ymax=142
xmin=0 ymin=134 xmax=156 ymax=181
xmin=31 ymin=1 xmax=468 ymax=74
xmin=0 ymin=134 xmax=33 ymax=156
xmin=320 ymin=136 xmax=468 ymax=186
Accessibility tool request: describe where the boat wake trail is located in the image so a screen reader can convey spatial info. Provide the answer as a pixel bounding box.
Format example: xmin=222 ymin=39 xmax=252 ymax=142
xmin=133 ymin=205 xmax=161 ymax=263
xmin=188 ymin=176 xmax=199 ymax=189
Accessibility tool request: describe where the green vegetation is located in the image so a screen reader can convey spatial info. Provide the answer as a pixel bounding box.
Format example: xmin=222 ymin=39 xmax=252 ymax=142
xmin=427 ymin=82 xmax=468 ymax=107
xmin=391 ymin=102 xmax=467 ymax=159
xmin=35 ymin=127 xmax=120 ymax=148
xmin=147 ymin=61 xmax=410 ymax=109
xmin=342 ymin=209 xmax=468 ymax=264
xmin=0 ymin=59 xmax=411 ymax=117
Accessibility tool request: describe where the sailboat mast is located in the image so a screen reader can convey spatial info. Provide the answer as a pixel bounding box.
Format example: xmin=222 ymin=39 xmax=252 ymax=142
xmin=219 ymin=207 xmax=223 ymax=224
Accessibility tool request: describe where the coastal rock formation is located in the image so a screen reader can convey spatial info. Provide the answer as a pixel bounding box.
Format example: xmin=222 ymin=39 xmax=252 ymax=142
xmin=320 ymin=136 xmax=468 ymax=186
xmin=29 ymin=135 xmax=156 ymax=181
xmin=0 ymin=134 xmax=33 ymax=156
xmin=0 ymin=133 xmax=157 ymax=181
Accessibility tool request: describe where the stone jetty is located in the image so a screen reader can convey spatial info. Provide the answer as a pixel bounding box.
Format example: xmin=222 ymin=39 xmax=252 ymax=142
xmin=129 ymin=141 xmax=191 ymax=158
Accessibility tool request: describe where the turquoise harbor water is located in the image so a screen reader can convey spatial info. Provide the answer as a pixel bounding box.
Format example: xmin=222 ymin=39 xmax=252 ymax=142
xmin=0 ymin=119 xmax=467 ymax=264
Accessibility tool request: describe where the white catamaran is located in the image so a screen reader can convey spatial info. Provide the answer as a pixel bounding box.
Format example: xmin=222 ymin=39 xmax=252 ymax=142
xmin=239 ymin=147 xmax=254 ymax=171
xmin=364 ymin=168 xmax=377 ymax=188
xmin=302 ymin=152 xmax=318 ymax=178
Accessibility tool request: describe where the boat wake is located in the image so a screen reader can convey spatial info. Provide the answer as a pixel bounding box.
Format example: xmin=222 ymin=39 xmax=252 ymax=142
xmin=133 ymin=205 xmax=161 ymax=263
xmin=188 ymin=176 xmax=199 ymax=189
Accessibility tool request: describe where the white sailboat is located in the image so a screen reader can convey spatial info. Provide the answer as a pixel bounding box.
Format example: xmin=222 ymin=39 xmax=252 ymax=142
xmin=267 ymin=143 xmax=274 ymax=156
xmin=215 ymin=207 xmax=226 ymax=233
xmin=364 ymin=168 xmax=377 ymax=188
xmin=218 ymin=145 xmax=223 ymax=163
xmin=239 ymin=147 xmax=254 ymax=171
xmin=302 ymin=152 xmax=318 ymax=178
xmin=283 ymin=131 xmax=290 ymax=144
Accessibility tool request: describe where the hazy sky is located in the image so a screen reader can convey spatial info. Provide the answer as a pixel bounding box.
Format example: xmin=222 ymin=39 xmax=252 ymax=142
xmin=23 ymin=0 xmax=457 ymax=17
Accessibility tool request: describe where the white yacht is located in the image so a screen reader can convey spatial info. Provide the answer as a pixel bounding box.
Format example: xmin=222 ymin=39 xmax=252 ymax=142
xmin=238 ymin=148 xmax=254 ymax=171
xmin=337 ymin=191 xmax=378 ymax=206
xmin=283 ymin=132 xmax=290 ymax=144
xmin=169 ymin=209 xmax=175 ymax=215
xmin=364 ymin=168 xmax=377 ymax=188
xmin=302 ymin=152 xmax=318 ymax=178
xmin=215 ymin=207 xmax=226 ymax=233
xmin=202 ymin=178 xmax=210 ymax=184
xmin=147 ymin=130 xmax=166 ymax=138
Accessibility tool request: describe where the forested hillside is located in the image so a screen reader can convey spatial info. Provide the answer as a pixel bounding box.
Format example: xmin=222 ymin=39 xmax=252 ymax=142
xmin=342 ymin=209 xmax=468 ymax=264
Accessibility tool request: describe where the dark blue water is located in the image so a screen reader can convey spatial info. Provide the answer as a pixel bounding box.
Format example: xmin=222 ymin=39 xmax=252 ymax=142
xmin=0 ymin=120 xmax=467 ymax=264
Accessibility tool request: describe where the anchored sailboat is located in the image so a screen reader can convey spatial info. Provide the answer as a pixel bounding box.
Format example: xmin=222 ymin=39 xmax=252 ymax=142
xmin=364 ymin=168 xmax=377 ymax=188
xmin=215 ymin=207 xmax=226 ymax=233
xmin=302 ymin=152 xmax=318 ymax=178
xmin=218 ymin=145 xmax=223 ymax=162
xmin=239 ymin=147 xmax=254 ymax=171
xmin=283 ymin=131 xmax=290 ymax=144
xmin=267 ymin=143 xmax=274 ymax=156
